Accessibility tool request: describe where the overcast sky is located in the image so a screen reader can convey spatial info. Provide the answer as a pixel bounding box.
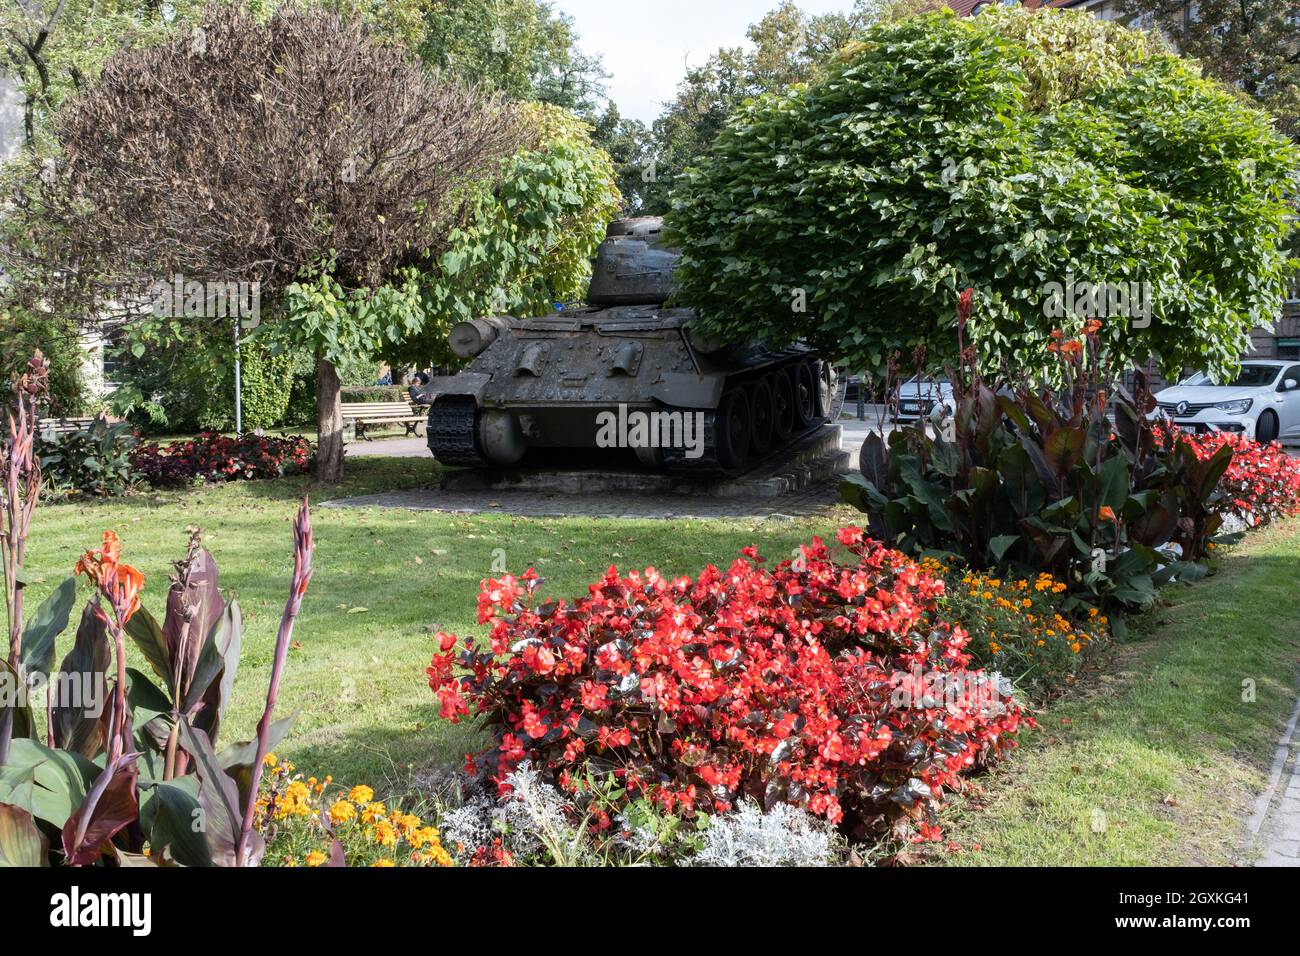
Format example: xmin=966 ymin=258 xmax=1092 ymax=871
xmin=551 ymin=0 xmax=858 ymax=125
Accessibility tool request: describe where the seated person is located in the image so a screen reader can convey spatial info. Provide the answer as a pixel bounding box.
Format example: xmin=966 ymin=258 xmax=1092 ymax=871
xmin=408 ymin=371 xmax=430 ymax=403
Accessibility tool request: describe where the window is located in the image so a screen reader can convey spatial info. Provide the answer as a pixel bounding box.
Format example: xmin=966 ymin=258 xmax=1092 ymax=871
xmin=1180 ymin=365 xmax=1281 ymax=388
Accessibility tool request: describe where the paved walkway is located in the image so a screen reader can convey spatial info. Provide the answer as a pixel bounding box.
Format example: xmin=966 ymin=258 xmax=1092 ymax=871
xmin=1250 ymin=695 xmax=1300 ymax=866
xmin=348 ymin=410 xmax=893 ymax=468
xmin=347 ymin=435 xmax=429 ymax=457
xmin=331 ymin=415 xmax=896 ymax=519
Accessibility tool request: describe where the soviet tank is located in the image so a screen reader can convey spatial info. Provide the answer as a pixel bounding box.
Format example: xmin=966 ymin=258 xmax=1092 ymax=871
xmin=418 ymin=217 xmax=835 ymax=476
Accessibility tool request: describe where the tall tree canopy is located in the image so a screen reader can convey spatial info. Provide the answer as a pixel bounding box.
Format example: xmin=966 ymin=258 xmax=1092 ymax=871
xmin=411 ymin=0 xmax=608 ymax=115
xmin=667 ymin=7 xmax=1299 ymax=381
xmin=0 ymin=0 xmax=207 ymax=148
xmin=624 ymin=0 xmax=925 ymax=213
xmin=16 ymin=5 xmax=521 ymax=479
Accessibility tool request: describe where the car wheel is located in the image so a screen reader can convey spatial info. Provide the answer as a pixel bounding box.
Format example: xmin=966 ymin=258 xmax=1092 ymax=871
xmin=1256 ymin=410 xmax=1279 ymax=444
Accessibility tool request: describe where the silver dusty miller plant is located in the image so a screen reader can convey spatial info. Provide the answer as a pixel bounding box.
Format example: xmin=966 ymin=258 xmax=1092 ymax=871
xmin=433 ymin=765 xmax=843 ymax=866
xmin=439 ymin=762 xmax=594 ymax=865
xmin=680 ymin=801 xmax=842 ymax=868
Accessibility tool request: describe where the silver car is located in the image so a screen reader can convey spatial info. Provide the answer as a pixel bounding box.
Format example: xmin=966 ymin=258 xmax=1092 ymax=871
xmin=893 ymin=377 xmax=953 ymax=424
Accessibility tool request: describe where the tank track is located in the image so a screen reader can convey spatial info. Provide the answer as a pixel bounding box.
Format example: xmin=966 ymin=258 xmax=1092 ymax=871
xmin=661 ymin=355 xmax=830 ymax=477
xmin=661 ymin=414 xmax=828 ymax=476
xmin=427 ymin=396 xmax=487 ymax=467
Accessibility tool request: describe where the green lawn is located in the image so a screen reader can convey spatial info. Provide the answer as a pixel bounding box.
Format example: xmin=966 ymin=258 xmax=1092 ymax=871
xmin=24 ymin=460 xmax=1298 ymax=862
xmin=933 ymin=518 xmax=1300 ymax=866
xmin=23 ymin=457 xmax=853 ymax=793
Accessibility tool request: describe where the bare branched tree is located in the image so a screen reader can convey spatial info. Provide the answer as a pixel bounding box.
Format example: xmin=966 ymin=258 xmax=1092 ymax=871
xmin=17 ymin=4 xmax=521 ymax=479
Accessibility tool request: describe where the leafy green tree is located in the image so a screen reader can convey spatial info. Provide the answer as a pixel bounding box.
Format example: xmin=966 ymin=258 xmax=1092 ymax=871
xmin=0 ymin=0 xmax=207 ymax=148
xmin=0 ymin=307 xmax=87 ymax=415
xmin=413 ymin=0 xmax=608 ymax=114
xmin=1119 ymin=0 xmax=1299 ymax=138
xmin=632 ymin=0 xmax=922 ymax=213
xmin=589 ymin=103 xmax=652 ymax=216
xmin=667 ymin=8 xmax=1299 ymax=381
xmin=311 ymin=101 xmax=622 ymax=371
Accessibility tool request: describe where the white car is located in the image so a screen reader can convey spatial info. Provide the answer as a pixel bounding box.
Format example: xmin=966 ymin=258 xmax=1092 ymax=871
xmin=1153 ymin=360 xmax=1300 ymax=443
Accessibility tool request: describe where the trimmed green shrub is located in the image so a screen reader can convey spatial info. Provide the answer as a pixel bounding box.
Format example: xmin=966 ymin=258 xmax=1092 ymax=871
xmin=341 ymin=385 xmax=408 ymax=403
xmin=113 ymin=338 xmax=293 ymax=434
xmin=36 ymin=419 xmax=139 ymax=498
xmin=233 ymin=346 xmax=294 ymax=431
xmin=1 ymin=308 xmax=89 ymax=416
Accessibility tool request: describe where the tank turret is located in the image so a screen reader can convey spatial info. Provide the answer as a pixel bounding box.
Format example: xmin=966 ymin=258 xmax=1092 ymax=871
xmin=420 ymin=217 xmax=835 ymax=475
xmin=586 ymin=217 xmax=677 ymax=306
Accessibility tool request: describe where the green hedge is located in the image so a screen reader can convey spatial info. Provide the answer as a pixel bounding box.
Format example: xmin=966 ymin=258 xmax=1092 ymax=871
xmin=341 ymin=385 xmax=408 ymax=403
xmin=233 ymin=346 xmax=293 ymax=430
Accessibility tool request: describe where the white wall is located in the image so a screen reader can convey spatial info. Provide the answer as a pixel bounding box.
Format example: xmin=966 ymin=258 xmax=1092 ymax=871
xmin=0 ymin=75 xmax=24 ymax=160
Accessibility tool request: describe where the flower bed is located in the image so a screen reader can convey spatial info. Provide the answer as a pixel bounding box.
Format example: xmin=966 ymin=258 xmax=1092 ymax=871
xmin=258 ymin=756 xmax=452 ymax=867
xmin=131 ymin=431 xmax=313 ymax=485
xmin=427 ymin=529 xmax=1030 ymax=842
xmin=927 ymin=558 xmax=1109 ymax=696
xmin=1169 ymin=428 xmax=1300 ymax=528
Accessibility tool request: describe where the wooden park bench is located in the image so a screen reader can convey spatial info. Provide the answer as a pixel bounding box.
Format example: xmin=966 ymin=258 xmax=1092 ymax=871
xmin=340 ymin=400 xmax=428 ymax=441
xmin=38 ymin=416 xmax=96 ymax=436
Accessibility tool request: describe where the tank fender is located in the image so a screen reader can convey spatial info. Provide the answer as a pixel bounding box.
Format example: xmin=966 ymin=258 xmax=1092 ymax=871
xmin=421 ymin=372 xmax=491 ymax=406
xmin=649 ymin=374 xmax=725 ymax=409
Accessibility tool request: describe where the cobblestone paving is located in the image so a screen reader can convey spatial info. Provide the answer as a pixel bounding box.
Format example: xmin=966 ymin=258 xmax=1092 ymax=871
xmin=1253 ymin=698 xmax=1300 ymax=867
xmin=322 ymin=479 xmax=845 ymax=519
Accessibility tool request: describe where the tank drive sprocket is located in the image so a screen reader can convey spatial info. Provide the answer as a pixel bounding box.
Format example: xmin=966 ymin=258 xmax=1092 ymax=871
xmin=426 ymin=395 xmax=486 ymax=467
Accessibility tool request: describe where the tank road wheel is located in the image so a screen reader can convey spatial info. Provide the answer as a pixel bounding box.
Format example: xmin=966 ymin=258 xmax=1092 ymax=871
xmin=748 ymin=378 xmax=776 ymax=456
xmin=715 ymin=388 xmax=752 ymax=471
xmin=816 ymin=361 xmax=837 ymax=416
xmin=769 ymin=371 xmax=796 ymax=441
xmin=792 ymin=360 xmax=817 ymax=428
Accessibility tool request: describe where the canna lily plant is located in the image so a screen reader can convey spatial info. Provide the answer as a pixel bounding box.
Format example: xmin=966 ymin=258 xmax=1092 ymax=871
xmin=0 ymin=352 xmax=319 ymax=867
xmin=0 ymin=352 xmax=50 ymax=767
xmin=842 ymin=292 xmax=1236 ymax=614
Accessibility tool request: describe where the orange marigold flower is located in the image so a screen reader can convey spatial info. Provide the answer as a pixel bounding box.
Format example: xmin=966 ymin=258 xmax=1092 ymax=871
xmin=328 ymin=800 xmax=356 ymax=825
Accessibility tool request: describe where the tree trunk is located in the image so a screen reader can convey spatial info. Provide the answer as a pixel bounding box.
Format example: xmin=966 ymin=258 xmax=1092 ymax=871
xmin=315 ymin=355 xmax=344 ymax=482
